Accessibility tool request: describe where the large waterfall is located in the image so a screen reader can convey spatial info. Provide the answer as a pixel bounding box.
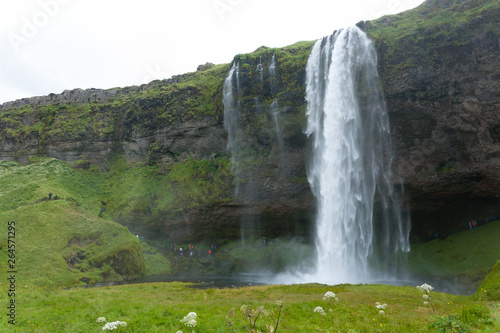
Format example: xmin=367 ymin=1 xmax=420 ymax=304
xmin=304 ymin=27 xmax=410 ymax=284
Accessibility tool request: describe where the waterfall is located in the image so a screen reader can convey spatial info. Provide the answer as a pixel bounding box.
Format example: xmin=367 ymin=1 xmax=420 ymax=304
xmin=257 ymin=56 xmax=264 ymax=83
xmin=304 ymin=27 xmax=410 ymax=284
xmin=270 ymin=99 xmax=284 ymax=158
xmin=269 ymin=53 xmax=277 ymax=95
xmin=223 ymin=62 xmax=243 ymax=197
xmin=268 ymin=53 xmax=284 ymax=163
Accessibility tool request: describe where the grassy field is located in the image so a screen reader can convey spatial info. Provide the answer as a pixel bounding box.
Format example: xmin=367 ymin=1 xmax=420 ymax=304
xmin=0 ymin=281 xmax=498 ymax=332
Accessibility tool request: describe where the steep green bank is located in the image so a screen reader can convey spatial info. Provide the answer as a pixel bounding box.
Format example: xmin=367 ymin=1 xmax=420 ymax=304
xmin=478 ymin=258 xmax=500 ymax=300
xmin=408 ymin=221 xmax=500 ymax=291
xmin=0 ymin=158 xmax=146 ymax=286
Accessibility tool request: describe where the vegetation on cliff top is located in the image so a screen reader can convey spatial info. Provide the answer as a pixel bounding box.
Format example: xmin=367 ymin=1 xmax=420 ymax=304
xmin=363 ymin=0 xmax=500 ymax=91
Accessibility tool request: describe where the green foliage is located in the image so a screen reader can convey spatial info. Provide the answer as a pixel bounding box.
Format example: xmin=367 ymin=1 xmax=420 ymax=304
xmin=477 ymin=259 xmax=500 ymax=300
xmin=408 ymin=221 xmax=500 ymax=277
xmin=0 ymin=158 xmax=145 ymax=286
xmin=429 ymin=303 xmax=492 ymax=332
xmin=430 ymin=313 xmax=472 ymax=333
xmin=226 ymin=238 xmax=315 ymax=273
xmin=142 ymin=241 xmax=171 ymax=275
xmin=104 ymin=156 xmax=233 ymax=229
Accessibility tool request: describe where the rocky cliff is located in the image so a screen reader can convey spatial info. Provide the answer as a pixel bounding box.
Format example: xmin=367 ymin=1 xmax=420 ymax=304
xmin=1 ymin=0 xmax=499 ymax=241
xmin=364 ymin=0 xmax=500 ymax=237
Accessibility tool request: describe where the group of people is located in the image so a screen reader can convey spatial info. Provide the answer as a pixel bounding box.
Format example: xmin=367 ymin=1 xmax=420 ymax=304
xmin=48 ymin=192 xmax=59 ymax=200
xmin=171 ymin=243 xmax=217 ymax=257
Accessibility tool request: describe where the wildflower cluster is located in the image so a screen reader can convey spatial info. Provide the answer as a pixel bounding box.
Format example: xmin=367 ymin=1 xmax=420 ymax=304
xmin=478 ymin=288 xmax=487 ymax=301
xmin=323 ymin=291 xmax=336 ymax=301
xmin=313 ymin=291 xmax=340 ymax=330
xmin=102 ymin=321 xmax=127 ymax=330
xmin=314 ymin=306 xmax=326 ymax=316
xmin=417 ymin=283 xmax=435 ymax=313
xmin=375 ymin=302 xmax=388 ymax=315
xmin=417 ymin=283 xmax=434 ymax=293
xmin=180 ymin=312 xmax=197 ymax=329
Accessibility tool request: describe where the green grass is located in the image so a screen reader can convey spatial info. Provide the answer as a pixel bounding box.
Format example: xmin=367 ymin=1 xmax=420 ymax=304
xmin=408 ymin=222 xmax=500 ymax=278
xmin=477 ymin=259 xmax=500 ymax=301
xmin=0 ymin=158 xmax=146 ymax=287
xmin=0 ymin=282 xmax=496 ymax=332
xmin=142 ymin=242 xmax=171 ymax=275
xmin=103 ymin=155 xmax=233 ymax=229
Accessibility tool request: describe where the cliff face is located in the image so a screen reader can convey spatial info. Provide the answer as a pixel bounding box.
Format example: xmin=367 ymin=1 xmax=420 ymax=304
xmin=363 ymin=0 xmax=500 ymax=236
xmin=1 ymin=0 xmax=499 ymax=241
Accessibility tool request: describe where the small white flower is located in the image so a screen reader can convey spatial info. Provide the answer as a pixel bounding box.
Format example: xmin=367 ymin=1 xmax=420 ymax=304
xmin=102 ymin=321 xmax=125 ymax=330
xmin=314 ymin=306 xmax=325 ymax=316
xmin=423 ymin=294 xmax=429 ymax=300
xmin=96 ymin=317 xmax=106 ymax=323
xmin=375 ymin=303 xmax=387 ymax=309
xmin=379 ymin=310 xmax=385 ymax=315
xmin=323 ymin=291 xmax=336 ymax=300
xmin=417 ymin=283 xmax=434 ymax=293
xmin=423 ymin=301 xmax=429 ymax=306
xmin=180 ymin=312 xmax=197 ymax=328
xmin=176 ymin=331 xmax=183 ymax=333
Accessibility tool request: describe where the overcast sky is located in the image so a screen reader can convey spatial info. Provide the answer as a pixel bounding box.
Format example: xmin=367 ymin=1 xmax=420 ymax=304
xmin=0 ymin=0 xmax=425 ymax=104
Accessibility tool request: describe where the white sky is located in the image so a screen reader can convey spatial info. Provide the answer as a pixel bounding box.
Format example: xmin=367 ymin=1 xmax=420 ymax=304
xmin=0 ymin=0 xmax=425 ymax=104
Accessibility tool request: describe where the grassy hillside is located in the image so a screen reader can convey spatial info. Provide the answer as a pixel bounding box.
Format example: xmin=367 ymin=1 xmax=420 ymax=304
xmin=0 ymin=158 xmax=146 ymax=287
xmin=478 ymin=259 xmax=500 ymax=301
xmin=408 ymin=222 xmax=500 ymax=277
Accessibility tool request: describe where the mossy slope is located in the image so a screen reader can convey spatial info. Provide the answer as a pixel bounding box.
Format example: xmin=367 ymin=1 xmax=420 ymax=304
xmin=408 ymin=221 xmax=500 ymax=290
xmin=477 ymin=259 xmax=500 ymax=300
xmin=0 ymin=158 xmax=146 ymax=287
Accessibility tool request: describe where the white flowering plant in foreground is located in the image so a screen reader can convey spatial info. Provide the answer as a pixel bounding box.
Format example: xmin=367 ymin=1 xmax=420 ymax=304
xmin=314 ymin=291 xmax=340 ymax=330
xmin=417 ymin=283 xmax=435 ymax=313
xmin=95 ymin=317 xmax=127 ymax=331
xmin=375 ymin=302 xmax=388 ymax=315
xmin=180 ymin=312 xmax=197 ymax=332
xmin=102 ymin=320 xmax=127 ymax=330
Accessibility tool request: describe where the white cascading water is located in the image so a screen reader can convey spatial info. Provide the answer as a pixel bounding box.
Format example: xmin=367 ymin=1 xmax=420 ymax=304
xmin=223 ymin=62 xmax=243 ymax=196
xmin=304 ymin=27 xmax=410 ymax=284
xmin=257 ymin=56 xmax=264 ymax=83
xmin=268 ymin=54 xmax=284 ymax=156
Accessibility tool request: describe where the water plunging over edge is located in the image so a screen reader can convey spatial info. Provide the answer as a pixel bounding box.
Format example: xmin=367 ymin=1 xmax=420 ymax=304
xmin=284 ymin=27 xmax=410 ymax=285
